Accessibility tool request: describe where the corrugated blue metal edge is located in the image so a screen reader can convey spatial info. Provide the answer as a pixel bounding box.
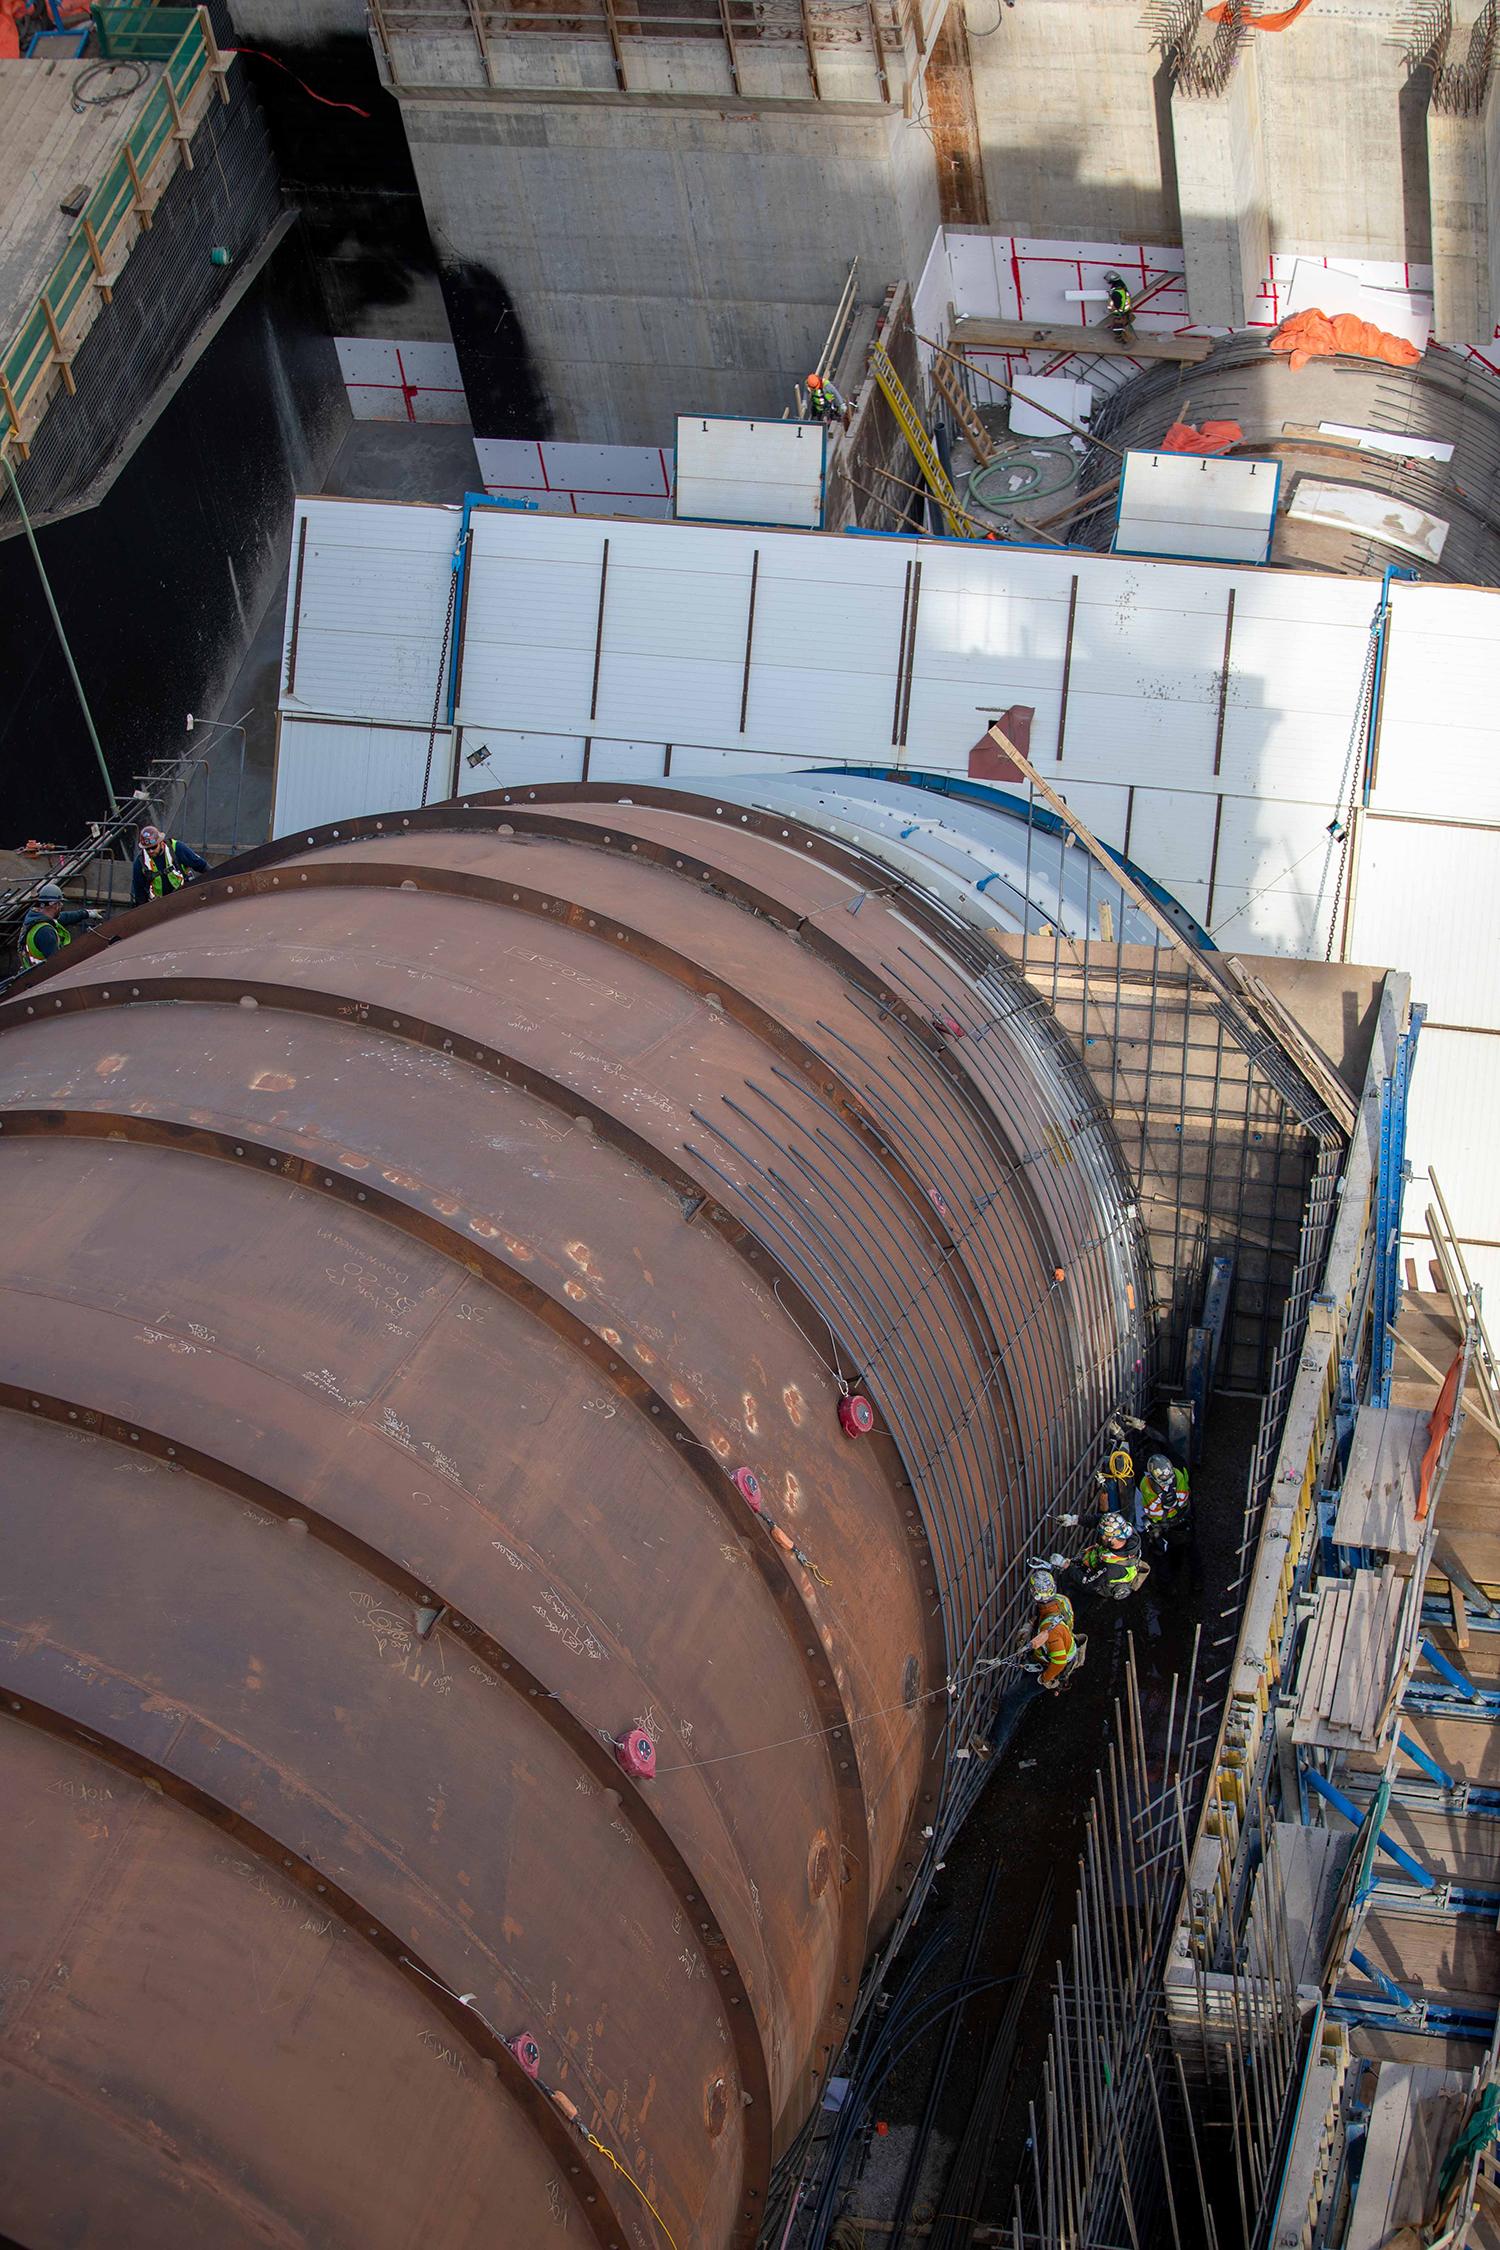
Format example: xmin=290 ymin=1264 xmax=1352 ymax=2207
xmin=821 ymin=765 xmax=1215 ymax=948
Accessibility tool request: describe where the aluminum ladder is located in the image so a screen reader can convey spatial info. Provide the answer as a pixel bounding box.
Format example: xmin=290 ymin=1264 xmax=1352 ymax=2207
xmin=868 ymin=341 xmax=976 ymax=539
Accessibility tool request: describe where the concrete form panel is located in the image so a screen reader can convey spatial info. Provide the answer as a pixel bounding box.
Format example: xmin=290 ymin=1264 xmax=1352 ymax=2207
xmin=281 ymin=499 xmax=459 ymax=729
xmin=273 ymin=720 xmax=443 ymax=837
xmin=1349 ymin=818 xmax=1500 ymax=1031
xmin=1114 ymin=452 xmax=1279 ymax=566
xmin=1401 ymin=1025 xmax=1500 ymax=1255
xmin=674 ymin=416 xmax=825 ymax=529
xmin=1373 ymin=585 xmax=1500 ymax=822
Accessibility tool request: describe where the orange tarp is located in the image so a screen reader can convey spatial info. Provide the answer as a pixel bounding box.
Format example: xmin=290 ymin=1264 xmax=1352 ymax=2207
xmin=1161 ymin=419 xmax=1243 ymax=454
xmin=1270 ymin=308 xmax=1422 ymax=373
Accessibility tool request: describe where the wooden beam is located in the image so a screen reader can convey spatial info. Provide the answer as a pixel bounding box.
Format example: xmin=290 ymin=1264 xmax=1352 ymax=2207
xmin=165 ymin=78 xmax=195 ymax=168
xmin=40 ymin=300 xmax=75 ymax=396
xmin=951 ymin=315 xmax=1213 ymax=364
xmin=0 ymin=376 xmax=29 ymax=460
xmin=462 ymin=0 xmax=499 ymax=82
xmin=715 ymin=0 xmax=742 ymax=94
xmin=1451 ymin=1584 xmax=1470 ymax=1651
xmin=198 ymin=6 xmax=232 ymax=99
xmin=80 ymin=217 xmax=113 ymax=304
xmin=799 ymin=0 xmax=822 ymax=97
xmin=123 ymin=146 xmax=153 ymax=229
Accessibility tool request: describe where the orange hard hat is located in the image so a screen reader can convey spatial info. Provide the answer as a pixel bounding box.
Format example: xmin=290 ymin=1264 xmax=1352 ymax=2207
xmin=807 ymin=372 xmax=823 ymax=389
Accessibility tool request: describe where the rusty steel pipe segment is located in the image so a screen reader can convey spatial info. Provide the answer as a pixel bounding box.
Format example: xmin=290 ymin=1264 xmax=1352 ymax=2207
xmin=0 ymin=787 xmax=1148 ymax=2250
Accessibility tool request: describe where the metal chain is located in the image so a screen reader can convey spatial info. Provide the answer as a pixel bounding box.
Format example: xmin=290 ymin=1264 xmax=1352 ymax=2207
xmin=1323 ymin=610 xmax=1382 ymax=960
xmin=420 ymin=543 xmax=462 ymax=807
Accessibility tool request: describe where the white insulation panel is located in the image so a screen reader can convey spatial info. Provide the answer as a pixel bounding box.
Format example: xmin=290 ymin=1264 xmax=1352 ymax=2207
xmin=673 ymin=417 xmax=826 ymax=529
xmin=1372 ymin=584 xmax=1500 ymax=823
xmin=279 ymin=502 xmax=1385 ymax=951
xmin=1114 ymin=451 xmax=1279 ymax=565
xmin=273 ymin=719 xmax=447 ymax=837
xmin=281 ymin=499 xmax=458 ymax=728
xmin=1350 ymin=817 xmax=1500 ymax=1029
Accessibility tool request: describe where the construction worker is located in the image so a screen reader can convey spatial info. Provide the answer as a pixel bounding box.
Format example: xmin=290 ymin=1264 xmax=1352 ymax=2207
xmin=1103 ymin=272 xmax=1134 ymax=339
xmin=18 ymin=881 xmax=100 ymax=968
xmin=1052 ymin=1514 xmax=1150 ymax=1603
xmin=131 ymin=825 xmax=208 ymax=909
xmin=1019 ymin=1566 xmax=1084 ymax=1692
xmin=1140 ymin=1451 xmax=1192 ymax=1549
xmin=805 ymin=371 xmax=848 ymax=426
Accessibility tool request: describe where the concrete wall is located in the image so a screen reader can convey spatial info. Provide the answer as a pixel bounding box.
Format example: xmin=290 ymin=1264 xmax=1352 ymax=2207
xmin=1428 ymin=109 xmax=1490 ymax=342
xmin=402 ymin=97 xmax=942 ymax=443
xmin=957 ymin=0 xmax=1428 ymax=268
xmin=1171 ymin=44 xmax=1269 ymax=330
xmin=961 ymin=0 xmax=1176 ymax=245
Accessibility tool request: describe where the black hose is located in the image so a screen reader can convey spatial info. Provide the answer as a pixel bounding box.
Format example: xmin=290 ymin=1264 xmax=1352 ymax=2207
xmin=71 ymin=58 xmax=150 ymax=113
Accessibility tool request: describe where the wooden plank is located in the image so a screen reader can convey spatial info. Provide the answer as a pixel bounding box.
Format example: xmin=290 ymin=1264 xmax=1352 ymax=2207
xmin=1349 ymin=2064 xmax=1415 ymax=2250
xmin=950 ymin=314 xmax=1213 ymax=363
xmin=1453 ymin=1584 xmax=1471 ymax=1650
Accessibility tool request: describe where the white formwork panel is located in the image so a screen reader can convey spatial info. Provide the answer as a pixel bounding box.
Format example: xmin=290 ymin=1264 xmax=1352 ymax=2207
xmin=1198 ymin=793 xmax=1340 ymax=956
xmin=1372 ymin=584 xmax=1500 ymax=823
xmin=272 ymin=719 xmax=445 ymax=837
xmin=1055 ymin=779 xmax=1131 ymax=854
xmin=282 ymin=499 xmax=458 ymax=727
xmin=1348 ymin=816 xmax=1500 ymax=1029
xmin=454 ymin=730 xmax=586 ymax=794
xmin=673 ymin=417 xmax=825 ymax=530
xmin=1116 ymin=787 xmax=1219 ymax=931
xmin=584 ymin=739 xmax=672 ymax=781
xmin=735 ymin=535 xmax=910 ymax=759
xmin=1114 ymin=452 xmax=1280 ymax=566
xmin=1401 ymin=1025 xmax=1500 ymax=1262
xmin=1215 ymin=575 xmax=1377 ymax=807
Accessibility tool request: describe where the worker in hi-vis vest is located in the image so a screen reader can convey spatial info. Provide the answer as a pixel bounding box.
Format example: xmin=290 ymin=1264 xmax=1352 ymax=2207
xmin=1020 ymin=1566 xmax=1083 ymax=1692
xmin=17 ymin=881 xmax=100 ymax=968
xmin=131 ymin=825 xmax=208 ymax=909
xmin=1103 ymin=271 xmax=1134 ymax=337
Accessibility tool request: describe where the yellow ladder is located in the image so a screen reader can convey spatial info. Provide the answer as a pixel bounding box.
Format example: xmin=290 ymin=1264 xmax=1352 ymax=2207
xmin=869 ymin=341 xmax=977 ymax=539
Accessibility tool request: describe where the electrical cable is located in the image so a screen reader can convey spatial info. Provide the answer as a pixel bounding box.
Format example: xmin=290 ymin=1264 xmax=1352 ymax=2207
xmin=70 ymin=57 xmax=148 ymax=111
xmin=227 ymin=47 xmax=372 ymax=114
xmin=400 ymin=1958 xmax=682 ymax=2248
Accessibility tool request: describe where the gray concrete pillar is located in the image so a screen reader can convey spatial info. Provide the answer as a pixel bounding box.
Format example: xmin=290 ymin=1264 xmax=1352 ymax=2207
xmin=1169 ymin=41 xmax=1269 ymax=332
xmin=1428 ymin=107 xmax=1490 ymax=343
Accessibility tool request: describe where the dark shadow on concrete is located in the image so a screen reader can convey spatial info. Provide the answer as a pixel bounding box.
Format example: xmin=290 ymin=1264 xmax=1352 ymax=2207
xmin=1399 ymin=64 xmax=1436 ymax=270
xmin=439 ymin=259 xmax=554 ymax=440
xmin=1153 ymin=51 xmax=1184 ymax=245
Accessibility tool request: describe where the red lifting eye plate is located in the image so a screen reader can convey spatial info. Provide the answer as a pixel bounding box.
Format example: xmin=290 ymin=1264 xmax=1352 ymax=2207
xmin=509 ymin=2033 xmax=542 ymax=2079
xmin=838 ymin=1394 xmax=875 ymax=1438
xmin=616 ymin=1729 xmax=658 ymax=1780
xmin=732 ymin=1466 xmax=762 ymax=1509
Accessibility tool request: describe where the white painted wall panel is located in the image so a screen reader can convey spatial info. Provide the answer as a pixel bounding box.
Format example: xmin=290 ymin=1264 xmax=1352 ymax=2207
xmin=1348 ymin=818 xmax=1500 ymax=1027
xmin=1201 ymin=794 xmax=1338 ymax=955
xmin=674 ymin=417 xmax=826 ymax=529
xmin=1117 ymin=789 xmax=1218 ymax=933
xmin=1055 ymin=779 xmax=1130 ymax=853
xmin=1373 ymin=584 xmax=1500 ymax=822
xmin=282 ymin=500 xmax=458 ymax=728
xmin=454 ymin=731 xmax=586 ymax=794
xmin=1402 ymin=1027 xmax=1500 ymax=1253
xmin=273 ymin=720 xmax=443 ymax=837
xmin=1115 ymin=452 xmax=1279 ymax=565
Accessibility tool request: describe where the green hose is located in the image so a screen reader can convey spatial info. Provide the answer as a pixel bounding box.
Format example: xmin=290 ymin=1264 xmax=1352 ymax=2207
xmin=967 ymin=439 xmax=1079 ymax=513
